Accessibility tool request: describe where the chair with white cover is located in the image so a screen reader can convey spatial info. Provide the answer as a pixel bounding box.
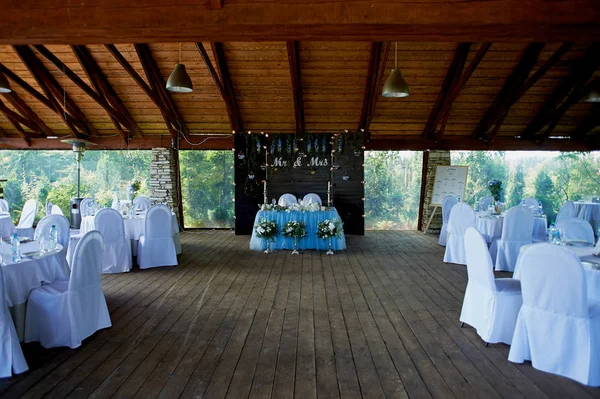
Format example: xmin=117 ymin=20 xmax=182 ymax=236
xmin=51 ymin=204 xmax=65 ymax=216
xmin=508 ymin=244 xmax=600 ymax=386
xmin=45 ymin=201 xmax=53 ymax=216
xmin=522 ymin=197 xmax=539 ymax=208
xmin=443 ymin=203 xmax=476 ymax=265
xmin=24 ymin=231 xmax=112 ymax=349
xmin=438 ymin=195 xmax=458 ymax=246
xmin=0 ymin=263 xmax=28 ymax=377
xmin=94 ymin=208 xmax=131 ymax=274
xmin=302 ymin=193 xmax=322 ymax=206
xmin=460 ymin=228 xmax=522 ymax=345
xmin=133 ymin=196 xmax=151 ymax=211
xmin=556 ymin=217 xmax=595 ymax=245
xmin=79 ymin=198 xmax=95 ymax=216
xmin=480 ymin=196 xmax=494 ymax=210
xmin=34 ymin=214 xmax=70 ymax=264
xmin=278 ymin=193 xmax=297 ymax=207
xmin=137 ymin=205 xmax=177 ymax=269
xmin=556 ymin=201 xmax=575 ymax=223
xmin=490 ymin=206 xmax=534 ymax=272
xmin=16 ymin=199 xmax=37 ymax=239
xmin=0 ymin=199 xmax=9 ymax=213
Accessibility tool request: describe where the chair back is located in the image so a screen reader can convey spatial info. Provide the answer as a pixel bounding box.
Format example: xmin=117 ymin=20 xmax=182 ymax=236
xmin=0 ymin=199 xmax=8 ymax=213
xmin=45 ymin=201 xmax=53 ymax=216
xmin=133 ymin=196 xmax=151 ymax=211
xmin=69 ymin=231 xmax=104 ymax=291
xmin=144 ymin=205 xmax=173 ymax=239
xmin=464 ymin=228 xmax=496 ymax=291
xmin=441 ymin=195 xmax=458 ymax=224
xmin=519 ymin=244 xmax=588 ymax=318
xmin=556 ymin=201 xmax=575 ymax=222
xmin=80 ymin=198 xmax=95 ymax=216
xmin=34 ymin=214 xmax=70 ymax=249
xmin=17 ymin=199 xmax=37 ymax=228
xmin=447 ymin=203 xmax=476 ymax=237
xmin=556 ymin=217 xmax=595 ymax=244
xmin=278 ymin=193 xmax=297 ymax=207
xmin=302 ymin=193 xmax=322 ymax=206
xmin=523 ymin=197 xmax=539 ymax=208
xmin=94 ymin=208 xmax=125 ymax=244
xmin=480 ymin=196 xmax=494 ymax=210
xmin=51 ymin=204 xmax=65 ymax=216
xmin=501 ymin=206 xmax=534 ymax=242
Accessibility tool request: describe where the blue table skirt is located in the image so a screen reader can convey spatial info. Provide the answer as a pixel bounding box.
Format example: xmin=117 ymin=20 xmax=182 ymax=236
xmin=250 ymin=209 xmax=347 ymax=251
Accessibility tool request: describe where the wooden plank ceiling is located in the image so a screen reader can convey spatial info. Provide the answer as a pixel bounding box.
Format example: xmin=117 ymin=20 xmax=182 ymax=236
xmin=0 ymin=41 xmax=599 ymax=150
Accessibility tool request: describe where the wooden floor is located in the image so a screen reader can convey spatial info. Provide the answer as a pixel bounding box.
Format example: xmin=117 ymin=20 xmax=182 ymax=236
xmin=1 ymin=231 xmax=599 ymax=399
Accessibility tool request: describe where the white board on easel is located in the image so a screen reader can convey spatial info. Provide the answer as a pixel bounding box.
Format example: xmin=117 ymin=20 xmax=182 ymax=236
xmin=423 ymin=165 xmax=468 ymax=234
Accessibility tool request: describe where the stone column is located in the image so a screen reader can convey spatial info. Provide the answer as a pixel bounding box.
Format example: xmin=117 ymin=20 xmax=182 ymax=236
xmin=420 ymin=150 xmax=451 ymax=232
xmin=150 ymin=147 xmax=180 ymax=221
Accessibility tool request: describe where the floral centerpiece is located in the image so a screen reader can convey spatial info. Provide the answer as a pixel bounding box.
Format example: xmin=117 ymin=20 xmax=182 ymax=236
xmin=128 ymin=179 xmax=141 ymax=201
xmin=282 ymin=220 xmax=307 ymax=254
xmin=254 ymin=218 xmax=279 ymax=253
xmin=316 ymin=218 xmax=343 ymax=255
xmin=261 ymin=203 xmax=287 ymax=212
xmin=488 ymin=179 xmax=503 ymax=213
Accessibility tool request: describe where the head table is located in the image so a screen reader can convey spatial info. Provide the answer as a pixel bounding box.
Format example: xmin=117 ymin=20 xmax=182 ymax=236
xmin=250 ymin=208 xmax=346 ymax=251
xmin=476 ymin=211 xmax=547 ymax=243
xmin=0 ymin=241 xmax=68 ymax=341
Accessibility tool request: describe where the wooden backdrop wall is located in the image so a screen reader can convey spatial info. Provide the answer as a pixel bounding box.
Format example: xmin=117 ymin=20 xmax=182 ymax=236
xmin=234 ymin=132 xmax=365 ymax=235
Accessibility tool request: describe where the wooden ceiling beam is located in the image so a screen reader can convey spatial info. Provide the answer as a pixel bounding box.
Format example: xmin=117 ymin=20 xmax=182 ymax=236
xmin=0 ymin=99 xmax=31 ymax=144
xmin=0 ymin=99 xmax=43 ymax=133
xmin=211 ymin=42 xmax=243 ymax=133
xmin=522 ymin=42 xmax=600 ymax=139
xmin=422 ymin=42 xmax=471 ymax=140
xmin=472 ymin=43 xmax=545 ymax=140
xmin=0 ymin=1 xmax=598 ymax=44
xmin=286 ymin=41 xmax=305 ymax=136
xmin=571 ymin=105 xmax=600 ymax=139
xmin=195 ymin=42 xmax=236 ymax=133
xmin=3 ymin=91 xmax=53 ymax=137
xmin=360 ymin=42 xmax=389 ymax=141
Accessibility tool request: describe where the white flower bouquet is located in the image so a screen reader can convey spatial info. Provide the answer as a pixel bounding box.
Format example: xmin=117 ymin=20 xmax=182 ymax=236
xmin=261 ymin=203 xmax=286 ymax=212
xmin=282 ymin=220 xmax=307 ymax=239
xmin=316 ymin=218 xmax=343 ymax=240
xmin=254 ymin=218 xmax=279 ymax=242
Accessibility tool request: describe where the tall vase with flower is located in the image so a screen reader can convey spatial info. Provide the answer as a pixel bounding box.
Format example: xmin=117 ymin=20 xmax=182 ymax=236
xmin=282 ymin=220 xmax=307 ymax=254
xmin=316 ymin=218 xmax=343 ymax=255
xmin=254 ymin=218 xmax=279 ymax=254
xmin=488 ymin=179 xmax=503 ymax=214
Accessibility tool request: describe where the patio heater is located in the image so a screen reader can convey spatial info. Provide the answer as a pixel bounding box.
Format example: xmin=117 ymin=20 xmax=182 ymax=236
xmin=61 ymin=138 xmax=96 ymax=229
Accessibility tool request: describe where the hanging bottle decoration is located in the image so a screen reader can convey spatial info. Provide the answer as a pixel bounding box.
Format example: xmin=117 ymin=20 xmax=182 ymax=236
xmin=237 ymin=151 xmax=245 ymax=160
xmin=287 ymin=137 xmax=292 ymax=153
xmin=338 ymin=135 xmax=344 ymax=153
xmin=277 ymin=138 xmax=283 ymax=152
xmin=255 ymin=138 xmax=262 ymax=153
xmin=307 ymin=139 xmax=312 ymax=154
xmin=321 ymin=137 xmax=327 ymax=153
xmin=248 ymin=171 xmax=255 ymax=180
xmin=270 ymin=139 xmax=276 ymax=154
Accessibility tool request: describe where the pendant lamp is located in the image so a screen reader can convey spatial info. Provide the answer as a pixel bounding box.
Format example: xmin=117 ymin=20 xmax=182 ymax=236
xmin=382 ymin=42 xmax=409 ymax=98
xmin=584 ymin=79 xmax=600 ymax=103
xmin=0 ymin=68 xmax=11 ymax=93
xmin=166 ymin=43 xmax=193 ymax=93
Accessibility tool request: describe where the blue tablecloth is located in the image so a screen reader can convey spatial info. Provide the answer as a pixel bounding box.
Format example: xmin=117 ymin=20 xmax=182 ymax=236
xmin=250 ymin=209 xmax=347 ymax=251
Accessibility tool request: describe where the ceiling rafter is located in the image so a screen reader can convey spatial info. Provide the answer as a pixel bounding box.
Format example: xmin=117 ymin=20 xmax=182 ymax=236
xmin=3 ymin=90 xmax=53 ymax=137
xmin=472 ymin=43 xmax=545 ymax=141
xmin=571 ymin=104 xmax=600 ymax=139
xmin=422 ymin=42 xmax=471 ymax=140
xmin=72 ymin=45 xmax=143 ymax=140
xmin=0 ymin=99 xmax=43 ymax=133
xmin=211 ymin=42 xmax=243 ymax=133
xmin=0 ymin=99 xmax=31 ymax=145
xmin=196 ymin=42 xmax=238 ymax=133
xmin=522 ymin=42 xmax=600 ymax=139
xmin=13 ymin=45 xmax=92 ymax=138
xmin=286 ymin=41 xmax=305 ymax=136
xmin=360 ymin=42 xmax=389 ymax=141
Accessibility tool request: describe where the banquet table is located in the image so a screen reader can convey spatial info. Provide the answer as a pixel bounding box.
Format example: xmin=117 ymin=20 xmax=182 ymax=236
xmin=574 ymin=202 xmax=600 ymax=235
xmin=475 ymin=211 xmax=547 ymax=243
xmin=250 ymin=209 xmax=346 ymax=251
xmin=0 ymin=241 xmax=68 ymax=340
xmin=514 ymin=243 xmax=600 ymax=304
xmin=0 ymin=213 xmax=15 ymax=239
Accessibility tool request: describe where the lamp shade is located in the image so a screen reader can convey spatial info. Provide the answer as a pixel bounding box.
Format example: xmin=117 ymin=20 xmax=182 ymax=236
xmin=382 ymin=69 xmax=409 ymax=98
xmin=584 ymin=89 xmax=600 ymax=103
xmin=0 ymin=73 xmax=11 ymax=93
xmin=166 ymin=64 xmax=193 ymax=93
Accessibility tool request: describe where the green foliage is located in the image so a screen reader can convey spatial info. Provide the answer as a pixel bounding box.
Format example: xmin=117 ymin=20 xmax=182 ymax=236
xmin=452 ymin=151 xmax=508 ymax=205
xmin=507 ymin=164 xmax=525 ymax=207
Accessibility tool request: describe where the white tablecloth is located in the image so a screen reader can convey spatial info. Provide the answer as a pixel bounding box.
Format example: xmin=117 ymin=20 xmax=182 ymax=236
xmin=574 ymin=202 xmax=600 ymax=235
xmin=475 ymin=212 xmax=547 ymax=243
xmin=0 ymin=214 xmax=15 ymax=239
xmin=514 ymin=243 xmax=600 ymax=304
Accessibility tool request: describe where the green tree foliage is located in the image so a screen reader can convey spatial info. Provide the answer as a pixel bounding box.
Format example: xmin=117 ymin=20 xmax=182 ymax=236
xmin=534 ymin=170 xmax=559 ymax=222
xmin=507 ymin=164 xmax=525 ymax=207
xmin=451 ymin=151 xmax=508 ymax=205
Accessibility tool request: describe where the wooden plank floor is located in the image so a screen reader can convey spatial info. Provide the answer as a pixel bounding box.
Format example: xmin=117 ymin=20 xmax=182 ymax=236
xmin=1 ymin=230 xmax=599 ymax=398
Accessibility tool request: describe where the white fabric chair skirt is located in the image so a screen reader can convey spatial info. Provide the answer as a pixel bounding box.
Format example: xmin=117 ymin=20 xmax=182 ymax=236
xmin=0 ymin=263 xmax=28 ymax=377
xmin=94 ymin=209 xmax=132 ymax=274
xmin=574 ymin=202 xmax=600 ymax=236
xmin=490 ymin=207 xmax=534 ymax=272
xmin=137 ymin=205 xmax=178 ymax=269
xmin=0 ymin=214 xmax=16 ymax=238
xmin=16 ymin=199 xmax=37 ymax=239
xmin=443 ymin=203 xmax=476 ymax=265
xmin=438 ymin=195 xmax=457 ymax=246
xmin=476 ymin=212 xmax=547 ymax=244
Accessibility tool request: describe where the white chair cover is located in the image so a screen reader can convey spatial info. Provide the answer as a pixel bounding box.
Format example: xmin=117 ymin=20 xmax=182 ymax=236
xmin=0 ymin=199 xmax=9 ymax=213
xmin=16 ymin=199 xmax=36 ymax=239
xmin=111 ymin=194 xmax=119 ymax=210
xmin=133 ymin=196 xmax=151 ymax=211
xmin=490 ymin=206 xmax=534 ymax=272
xmin=556 ymin=217 xmax=595 ymax=245
xmin=34 ymin=214 xmax=70 ymax=265
xmin=556 ymin=201 xmax=575 ymax=223
xmin=278 ymin=193 xmax=297 ymax=207
xmin=522 ymin=197 xmax=538 ymax=208
xmin=51 ymin=204 xmax=65 ymax=216
xmin=443 ymin=203 xmax=476 ymax=265
xmin=137 ymin=205 xmax=177 ymax=269
xmin=438 ymin=195 xmax=458 ymax=246
xmin=302 ymin=193 xmax=322 ymax=206
xmin=95 ymin=208 xmax=132 ymax=274
xmin=45 ymin=201 xmax=53 ymax=216
xmin=480 ymin=196 xmax=494 ymax=210
xmin=0 ymin=263 xmax=28 ymax=377
xmin=25 ymin=231 xmax=112 ymax=349
xmin=80 ymin=198 xmax=95 ymax=216
xmin=508 ymin=244 xmax=600 ymax=386
xmin=460 ymin=228 xmax=522 ymax=345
